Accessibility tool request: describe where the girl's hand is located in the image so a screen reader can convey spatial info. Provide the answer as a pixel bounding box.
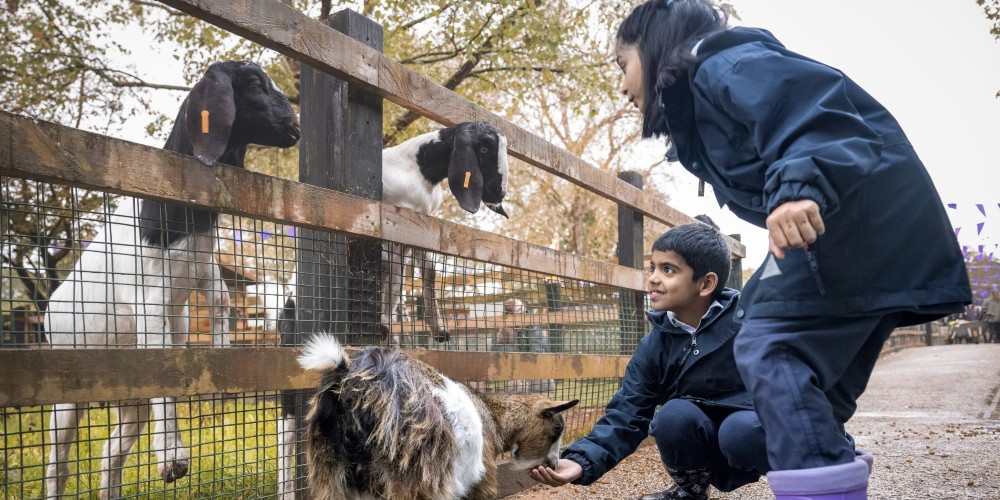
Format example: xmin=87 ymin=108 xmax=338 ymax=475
xmin=529 ymin=459 xmax=583 ymax=487
xmin=766 ymin=199 xmax=825 ymax=259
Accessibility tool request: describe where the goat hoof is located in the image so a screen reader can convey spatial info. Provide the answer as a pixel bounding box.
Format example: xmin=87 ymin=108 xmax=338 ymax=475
xmin=160 ymin=460 xmax=189 ymax=483
xmin=432 ymin=329 xmax=451 ymax=343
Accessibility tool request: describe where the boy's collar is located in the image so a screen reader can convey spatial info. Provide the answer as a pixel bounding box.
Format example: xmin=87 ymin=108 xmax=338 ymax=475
xmin=665 ymin=300 xmax=723 ymax=334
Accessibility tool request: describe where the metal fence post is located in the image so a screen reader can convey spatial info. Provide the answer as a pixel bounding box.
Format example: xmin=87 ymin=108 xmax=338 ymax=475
xmin=616 ymin=171 xmax=645 ymax=355
xmin=291 ymin=8 xmax=384 ymax=497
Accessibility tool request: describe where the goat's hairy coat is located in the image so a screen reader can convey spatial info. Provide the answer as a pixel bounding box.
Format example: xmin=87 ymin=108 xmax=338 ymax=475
xmin=299 ymin=335 xmax=578 ymax=500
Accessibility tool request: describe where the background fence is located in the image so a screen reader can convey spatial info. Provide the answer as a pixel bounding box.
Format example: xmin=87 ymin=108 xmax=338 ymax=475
xmin=0 ymin=1 xmax=746 ymax=498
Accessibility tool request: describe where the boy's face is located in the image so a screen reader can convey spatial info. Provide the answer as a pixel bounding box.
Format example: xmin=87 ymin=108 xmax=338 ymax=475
xmin=646 ymin=250 xmax=712 ymax=313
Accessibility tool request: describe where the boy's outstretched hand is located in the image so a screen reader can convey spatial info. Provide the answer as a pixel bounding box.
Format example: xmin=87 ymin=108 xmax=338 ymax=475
xmin=766 ymin=199 xmax=825 ymax=259
xmin=530 ymin=459 xmax=583 ymax=487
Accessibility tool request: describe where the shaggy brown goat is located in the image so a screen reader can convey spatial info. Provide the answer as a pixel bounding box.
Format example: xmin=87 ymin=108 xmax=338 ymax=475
xmin=298 ymin=335 xmax=578 ymax=499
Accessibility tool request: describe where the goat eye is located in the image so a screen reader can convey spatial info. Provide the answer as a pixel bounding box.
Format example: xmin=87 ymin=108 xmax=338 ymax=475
xmin=480 ymin=146 xmax=489 ymax=154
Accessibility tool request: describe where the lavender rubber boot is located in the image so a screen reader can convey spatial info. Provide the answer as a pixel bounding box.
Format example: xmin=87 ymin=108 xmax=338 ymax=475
xmin=854 ymin=449 xmax=874 ymax=474
xmin=767 ymin=457 xmax=870 ymax=500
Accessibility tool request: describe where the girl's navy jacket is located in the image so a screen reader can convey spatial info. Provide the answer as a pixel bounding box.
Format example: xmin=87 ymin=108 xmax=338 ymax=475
xmin=659 ymin=27 xmax=970 ymax=325
xmin=561 ymin=289 xmax=749 ymax=485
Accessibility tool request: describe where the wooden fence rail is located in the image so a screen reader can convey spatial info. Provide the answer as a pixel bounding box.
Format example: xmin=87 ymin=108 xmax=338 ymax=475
xmin=0 ymin=348 xmax=630 ymax=407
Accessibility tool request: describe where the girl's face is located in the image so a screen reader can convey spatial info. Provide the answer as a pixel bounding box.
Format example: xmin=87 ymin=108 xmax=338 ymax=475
xmin=615 ymin=42 xmax=644 ymax=111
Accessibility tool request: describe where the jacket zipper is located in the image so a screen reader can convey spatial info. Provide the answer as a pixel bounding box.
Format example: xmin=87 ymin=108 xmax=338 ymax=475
xmin=804 ymin=248 xmax=827 ymax=296
xmin=678 ymin=332 xmax=699 ymax=366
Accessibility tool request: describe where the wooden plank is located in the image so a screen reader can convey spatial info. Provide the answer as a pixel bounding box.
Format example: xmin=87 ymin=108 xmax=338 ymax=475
xmin=152 ymin=0 xmax=745 ymax=259
xmin=388 ymin=308 xmax=623 ymax=335
xmin=0 ymin=111 xmax=644 ymax=290
xmin=0 ymin=348 xmax=629 ymax=407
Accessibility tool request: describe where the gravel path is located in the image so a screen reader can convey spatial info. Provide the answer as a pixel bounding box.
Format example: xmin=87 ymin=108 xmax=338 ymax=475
xmin=508 ymin=344 xmax=1000 ymax=499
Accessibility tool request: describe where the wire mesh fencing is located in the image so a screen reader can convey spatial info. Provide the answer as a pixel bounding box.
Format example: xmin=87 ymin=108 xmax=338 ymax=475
xmin=2 ymin=180 xmax=642 ymax=498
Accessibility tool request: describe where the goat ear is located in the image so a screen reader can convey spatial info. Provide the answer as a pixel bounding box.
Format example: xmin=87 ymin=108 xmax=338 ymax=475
xmin=541 ymin=399 xmax=580 ymax=418
xmin=186 ymin=68 xmax=236 ymax=166
xmin=447 ymin=128 xmax=484 ymax=214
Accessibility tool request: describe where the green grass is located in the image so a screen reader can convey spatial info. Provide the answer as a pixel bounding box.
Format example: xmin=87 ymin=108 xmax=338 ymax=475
xmin=2 ymin=398 xmax=291 ymax=499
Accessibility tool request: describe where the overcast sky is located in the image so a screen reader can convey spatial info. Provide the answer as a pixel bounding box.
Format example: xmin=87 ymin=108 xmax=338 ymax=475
xmin=662 ymin=0 xmax=1000 ymax=268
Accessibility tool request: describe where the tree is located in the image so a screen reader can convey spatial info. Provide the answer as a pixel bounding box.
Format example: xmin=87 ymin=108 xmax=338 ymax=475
xmin=978 ymin=0 xmax=1000 ymax=37
xmin=1 ymin=180 xmax=111 ymax=313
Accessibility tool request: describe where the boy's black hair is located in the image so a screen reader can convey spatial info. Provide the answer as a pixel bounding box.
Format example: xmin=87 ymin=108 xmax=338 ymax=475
xmin=652 ymin=221 xmax=731 ymax=300
xmin=616 ymin=0 xmax=728 ymax=138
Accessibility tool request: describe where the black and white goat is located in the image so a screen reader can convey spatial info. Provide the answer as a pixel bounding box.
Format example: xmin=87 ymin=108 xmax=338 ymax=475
xmin=298 ymin=335 xmax=577 ymax=500
xmin=43 ymin=61 xmax=300 ymax=499
xmin=380 ymin=121 xmax=509 ymax=345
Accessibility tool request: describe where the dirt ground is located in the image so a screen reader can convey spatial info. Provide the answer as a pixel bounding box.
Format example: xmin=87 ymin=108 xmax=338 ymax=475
xmin=507 ymin=344 xmax=1000 ymax=499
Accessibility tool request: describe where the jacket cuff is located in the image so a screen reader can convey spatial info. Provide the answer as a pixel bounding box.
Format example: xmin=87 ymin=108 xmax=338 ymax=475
xmin=562 ymin=451 xmax=597 ymax=486
xmin=766 ymin=181 xmax=830 ymax=216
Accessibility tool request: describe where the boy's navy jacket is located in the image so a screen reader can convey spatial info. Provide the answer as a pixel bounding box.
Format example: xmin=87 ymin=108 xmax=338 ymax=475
xmin=659 ymin=27 xmax=971 ymax=325
xmin=561 ymin=288 xmax=749 ymax=485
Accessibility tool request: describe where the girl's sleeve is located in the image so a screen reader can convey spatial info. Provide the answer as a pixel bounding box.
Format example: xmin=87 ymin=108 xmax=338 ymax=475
xmin=560 ymin=344 xmax=665 ymax=485
xmin=709 ymin=51 xmax=883 ymax=217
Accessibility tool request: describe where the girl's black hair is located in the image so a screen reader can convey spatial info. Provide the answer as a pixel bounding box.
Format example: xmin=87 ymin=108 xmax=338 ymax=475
xmin=616 ymin=0 xmax=728 ymax=138
xmin=651 ymin=221 xmax=731 ymax=300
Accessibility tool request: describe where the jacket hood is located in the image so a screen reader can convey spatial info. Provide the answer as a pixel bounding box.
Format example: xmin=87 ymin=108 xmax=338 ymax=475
xmin=645 ymin=287 xmax=739 ymax=330
xmin=696 ymin=27 xmax=784 ymax=62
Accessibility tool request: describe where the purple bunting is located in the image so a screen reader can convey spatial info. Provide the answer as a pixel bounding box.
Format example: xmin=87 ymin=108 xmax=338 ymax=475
xmin=955 ymin=227 xmax=961 ymax=237
xmin=977 ymin=204 xmax=986 ymax=216
xmin=285 ymin=226 xmax=296 ymax=242
xmin=978 ymin=223 xmax=986 ymax=236
xmin=947 ymin=203 xmax=957 ymax=209
xmin=262 ymin=229 xmax=272 ymax=241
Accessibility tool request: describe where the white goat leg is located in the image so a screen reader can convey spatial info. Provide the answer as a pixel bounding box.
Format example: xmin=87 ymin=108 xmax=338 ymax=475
xmin=135 ymin=270 xmax=189 ymax=484
xmin=413 ymin=248 xmax=449 ymax=343
xmin=149 ymin=396 xmax=189 ymax=483
xmin=199 ymin=256 xmax=233 ymax=347
xmin=98 ymin=402 xmax=149 ymax=500
xmin=276 ymin=414 xmax=297 ymax=499
xmin=45 ymin=403 xmax=85 ymax=498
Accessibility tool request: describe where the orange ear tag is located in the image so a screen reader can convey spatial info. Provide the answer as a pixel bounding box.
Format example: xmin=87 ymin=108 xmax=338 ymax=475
xmin=463 ymin=171 xmax=472 ymax=188
xmin=201 ymin=110 xmax=210 ymax=134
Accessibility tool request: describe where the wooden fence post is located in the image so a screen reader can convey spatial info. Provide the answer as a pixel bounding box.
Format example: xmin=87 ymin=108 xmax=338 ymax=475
xmin=727 ymin=233 xmax=743 ymax=290
xmin=291 ymin=8 xmax=384 ymax=497
xmin=545 ymin=279 xmax=564 ymax=353
xmin=616 ymin=171 xmax=645 ymax=355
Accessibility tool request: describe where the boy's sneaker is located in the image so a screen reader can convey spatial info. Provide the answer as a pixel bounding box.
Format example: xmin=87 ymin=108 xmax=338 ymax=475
xmin=636 ymin=484 xmax=710 ymax=500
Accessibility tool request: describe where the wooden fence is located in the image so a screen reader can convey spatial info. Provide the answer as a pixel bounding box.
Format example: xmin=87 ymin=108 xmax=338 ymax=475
xmin=0 ymin=1 xmax=749 ymax=498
